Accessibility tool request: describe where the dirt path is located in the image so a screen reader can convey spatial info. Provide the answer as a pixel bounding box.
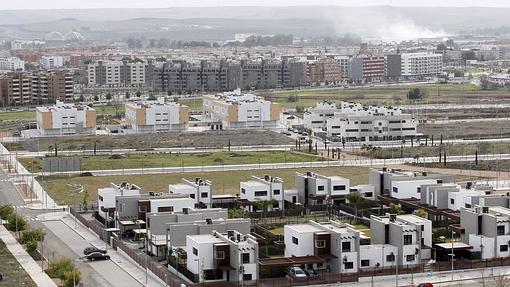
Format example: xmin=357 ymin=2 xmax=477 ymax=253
xmin=388 ymin=164 xmax=510 ymax=180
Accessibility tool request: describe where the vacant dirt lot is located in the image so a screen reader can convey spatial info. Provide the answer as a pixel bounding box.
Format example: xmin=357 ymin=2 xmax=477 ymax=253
xmin=419 ymin=121 xmax=510 ymax=140
xmin=19 ymin=130 xmax=294 ymax=152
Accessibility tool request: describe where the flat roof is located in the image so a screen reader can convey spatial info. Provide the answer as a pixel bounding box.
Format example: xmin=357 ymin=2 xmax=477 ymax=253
xmin=397 ymin=214 xmax=429 ymax=224
xmin=241 ymin=180 xmax=267 ymax=187
xmin=286 ymin=224 xmax=323 ymax=233
xmin=169 ymin=184 xmax=194 ymax=190
xmin=435 ymin=242 xmax=473 ymax=250
xmin=188 ymin=234 xmax=224 ymax=244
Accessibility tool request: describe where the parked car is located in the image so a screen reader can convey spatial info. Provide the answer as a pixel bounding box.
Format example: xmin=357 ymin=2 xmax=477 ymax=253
xmin=122 ymin=229 xmax=136 ymax=238
xmin=303 ymin=266 xmax=318 ymax=278
xmin=83 ymin=247 xmax=107 ymax=256
xmin=417 ymin=284 xmax=433 ymax=287
xmin=86 ymin=252 xmax=110 ymax=261
xmin=287 ymin=267 xmax=308 ymax=280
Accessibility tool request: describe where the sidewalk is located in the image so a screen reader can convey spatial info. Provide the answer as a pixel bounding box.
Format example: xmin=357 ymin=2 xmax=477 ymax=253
xmin=60 ymin=213 xmax=165 ymax=287
xmin=0 ymin=225 xmax=57 ymax=287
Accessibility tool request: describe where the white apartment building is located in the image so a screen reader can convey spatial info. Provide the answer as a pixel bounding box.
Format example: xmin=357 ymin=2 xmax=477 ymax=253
xmin=169 ymin=178 xmax=213 ymax=208
xmin=125 ymin=98 xmax=189 ymax=132
xmin=0 ymin=57 xmax=25 ymax=71
xmin=35 ymin=100 xmax=96 ymax=136
xmin=41 ymin=56 xmax=64 ymax=69
xmin=401 ymin=53 xmax=443 ymax=78
xmin=370 ymin=214 xmax=433 ymax=265
xmin=295 ymin=172 xmax=350 ymax=206
xmin=284 ymin=221 xmax=361 ymax=273
xmin=87 ymin=60 xmax=146 ymax=87
xmin=460 ymin=206 xmax=510 ymax=260
xmin=324 ymin=102 xmax=418 ymax=142
xmin=97 ymin=182 xmax=141 ymax=223
xmin=239 ymin=175 xmax=284 ymax=212
xmin=303 ymin=101 xmax=339 ymax=133
xmin=202 ymin=89 xmax=281 ymax=129
xmin=186 ymin=231 xmax=259 ymax=283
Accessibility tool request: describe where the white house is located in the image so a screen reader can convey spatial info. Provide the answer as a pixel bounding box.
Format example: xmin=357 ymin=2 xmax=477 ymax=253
xmin=359 ymin=244 xmax=399 ymax=269
xmin=169 ymin=178 xmax=213 ymax=208
xmin=36 ymin=100 xmax=96 ymax=136
xmin=97 ymin=182 xmax=141 ymax=223
xmin=295 ymin=172 xmax=350 ymax=205
xmin=125 ymin=98 xmax=189 ymax=132
xmin=186 ymin=231 xmax=259 ymax=283
xmin=239 ymin=175 xmax=284 ymax=212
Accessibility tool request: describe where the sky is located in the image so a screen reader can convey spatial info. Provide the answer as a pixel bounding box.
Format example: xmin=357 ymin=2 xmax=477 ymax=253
xmin=3 ymin=0 xmax=510 ymax=10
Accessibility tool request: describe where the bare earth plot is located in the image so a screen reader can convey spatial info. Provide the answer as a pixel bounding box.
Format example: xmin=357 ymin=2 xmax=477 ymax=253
xmin=419 ymin=120 xmax=510 ymax=140
xmin=39 ymin=166 xmax=369 ymax=205
xmin=0 ymin=239 xmax=37 ymax=287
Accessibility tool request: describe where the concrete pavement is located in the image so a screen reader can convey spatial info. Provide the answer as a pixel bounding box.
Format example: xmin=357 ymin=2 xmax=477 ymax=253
xmin=0 ymin=225 xmax=57 ymax=287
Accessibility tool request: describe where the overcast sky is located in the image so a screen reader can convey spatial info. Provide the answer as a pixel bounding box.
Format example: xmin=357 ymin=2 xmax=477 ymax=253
xmin=3 ymin=0 xmax=510 ymax=10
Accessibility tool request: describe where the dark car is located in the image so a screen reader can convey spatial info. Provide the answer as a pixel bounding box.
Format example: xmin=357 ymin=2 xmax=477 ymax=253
xmin=83 ymin=247 xmax=107 ymax=256
xmin=86 ymin=252 xmax=110 ymax=261
xmin=122 ymin=229 xmax=136 ymax=238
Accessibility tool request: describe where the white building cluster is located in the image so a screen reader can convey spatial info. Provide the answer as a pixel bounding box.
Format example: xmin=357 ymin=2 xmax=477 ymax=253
xmin=35 ymin=100 xmax=96 ymax=136
xmin=125 ymin=97 xmax=189 ymax=132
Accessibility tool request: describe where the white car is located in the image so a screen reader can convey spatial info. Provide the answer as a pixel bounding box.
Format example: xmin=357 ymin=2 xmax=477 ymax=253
xmin=288 ymin=266 xmax=308 ymax=279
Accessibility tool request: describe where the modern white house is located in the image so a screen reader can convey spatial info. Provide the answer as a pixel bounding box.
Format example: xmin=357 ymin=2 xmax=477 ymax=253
xmin=125 ymin=98 xmax=189 ymax=132
xmin=239 ymin=175 xmax=284 ymax=212
xmin=97 ymin=182 xmax=141 ymax=223
xmin=302 ymin=101 xmax=339 ymax=133
xmin=169 ymin=178 xmax=213 ymax=208
xmin=202 ymin=89 xmax=281 ymax=129
xmin=459 ymin=206 xmax=510 ymax=260
xmin=186 ymin=231 xmax=259 ymax=283
xmin=370 ymin=214 xmax=433 ymax=265
xmin=36 ymin=100 xmax=96 ymax=136
xmin=295 ymin=172 xmax=350 ymax=206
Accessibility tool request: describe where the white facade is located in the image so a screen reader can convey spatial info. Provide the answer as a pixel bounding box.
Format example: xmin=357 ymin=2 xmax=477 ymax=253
xmin=41 ymin=56 xmax=64 ymax=69
xmin=391 ymin=179 xmax=438 ymax=199
xmin=350 ymin=184 xmax=376 ymax=200
xmin=186 ymin=231 xmax=259 ymax=283
xmin=401 ymin=53 xmax=443 ymax=77
xmin=359 ymin=244 xmax=399 ymax=269
xmin=35 ymin=100 xmax=96 ymax=136
xmin=150 ymin=197 xmax=196 ymax=213
xmin=125 ymin=98 xmax=188 ymax=132
xmin=97 ymin=182 xmax=141 ymax=221
xmin=239 ymin=175 xmax=284 ymax=212
xmin=295 ymin=172 xmax=350 ymax=205
xmin=169 ymin=178 xmax=213 ymax=208
xmin=448 ymin=190 xmax=485 ymax=210
xmin=303 ymin=101 xmax=339 ymax=133
xmin=0 ymin=57 xmax=25 ymax=71
xmin=87 ymin=60 xmax=147 ymax=87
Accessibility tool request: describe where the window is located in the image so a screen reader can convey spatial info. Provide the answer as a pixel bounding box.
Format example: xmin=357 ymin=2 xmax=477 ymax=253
xmin=341 ymin=241 xmax=351 ymax=252
xmin=406 ymin=255 xmax=415 ymax=262
xmin=315 ymin=240 xmax=326 ymax=248
xmin=333 ymin=185 xmax=346 ymax=191
xmin=344 ymin=262 xmax=354 ymax=269
xmin=216 ymin=251 xmax=225 ymax=259
xmin=139 ymin=206 xmax=147 ymax=212
xmin=404 ymin=235 xmax=413 ymax=245
xmin=201 ymin=192 xmax=208 ymax=198
xmin=193 ymin=247 xmax=198 ymax=256
xmin=241 ymin=188 xmax=246 ymax=194
xmin=243 ymin=274 xmax=252 ymax=281
xmin=190 ymin=194 xmax=196 ymax=199
xmin=254 ymin=191 xmax=267 ymax=197
xmin=497 ymin=225 xmax=506 ymax=236
xmin=417 ymin=187 xmax=421 ymax=193
xmin=393 ymin=187 xmax=398 ymax=193
xmin=361 ymin=259 xmax=370 ymax=267
xmin=158 ymin=206 xmax=174 ymax=212
xmin=242 ymin=253 xmax=250 ymax=264
xmin=292 ymin=237 xmax=299 ymax=245
xmin=273 ymin=189 xmax=280 ymax=195
xmin=318 ymin=186 xmax=325 ymax=191
xmin=501 ymin=245 xmax=509 ymax=252
xmin=386 ymin=254 xmax=395 ymax=262
xmin=99 ymin=195 xmax=104 ymax=202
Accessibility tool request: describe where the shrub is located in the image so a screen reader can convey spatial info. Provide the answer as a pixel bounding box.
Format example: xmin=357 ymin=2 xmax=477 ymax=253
xmin=0 ymin=205 xmax=13 ymax=220
xmin=25 ymin=240 xmax=38 ymax=256
xmin=21 ymin=228 xmax=45 ymax=244
xmin=6 ymin=213 xmax=27 ymax=232
xmin=63 ymin=270 xmax=81 ymax=287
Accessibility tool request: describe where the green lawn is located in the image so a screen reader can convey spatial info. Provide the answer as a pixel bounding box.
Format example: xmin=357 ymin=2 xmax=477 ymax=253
xmin=0 ymin=110 xmax=35 ymax=121
xmin=0 ymin=239 xmax=37 ymax=287
xmin=39 ymin=166 xmax=369 ymax=205
xmin=94 ymin=104 xmax=124 ymax=116
xmin=177 ymin=98 xmax=203 ymax=111
xmin=20 ymin=151 xmax=326 ymax=173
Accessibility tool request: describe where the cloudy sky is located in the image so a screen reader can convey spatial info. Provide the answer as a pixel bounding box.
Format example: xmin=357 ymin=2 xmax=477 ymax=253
xmin=2 ymin=0 xmax=510 ymax=10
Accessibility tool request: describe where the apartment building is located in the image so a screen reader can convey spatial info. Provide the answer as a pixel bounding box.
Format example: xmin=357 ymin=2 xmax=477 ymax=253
xmin=459 ymin=206 xmax=510 ymax=259
xmin=239 ymin=175 xmax=284 ymax=212
xmin=369 ymin=167 xmax=455 ymax=200
xmin=400 ymin=53 xmax=443 ymax=78
xmin=295 ymin=172 xmax=350 ymax=206
xmin=306 ymin=58 xmax=342 ymax=84
xmin=35 ymin=100 xmax=96 ymax=136
xmin=169 ymin=178 xmax=213 ymax=208
xmin=0 ymin=70 xmax=73 ymax=106
xmin=41 ymin=56 xmax=64 ymax=69
xmin=348 ymin=56 xmax=385 ymax=83
xmin=0 ymin=57 xmax=25 ymax=71
xmin=186 ymin=231 xmax=259 ymax=283
xmin=370 ymin=214 xmax=433 ymax=265
xmin=303 ymin=101 xmax=339 ymax=133
xmin=202 ymin=90 xmax=280 ymax=129
xmin=385 ymin=54 xmax=402 ymax=80
xmin=284 ymin=221 xmax=361 ymax=273
xmin=325 ymin=102 xmax=418 ymax=142
xmin=97 ymin=182 xmax=141 ymax=223
xmin=87 ymin=60 xmax=146 ymax=87
xmin=125 ymin=98 xmax=189 ymax=132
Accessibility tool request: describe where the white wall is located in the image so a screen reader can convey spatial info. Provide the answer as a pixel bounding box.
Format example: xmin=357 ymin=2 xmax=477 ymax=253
xmin=391 ymin=179 xmax=437 ymax=199
xmin=359 ymin=244 xmax=398 ymax=269
xmin=150 ymin=197 xmax=195 ymax=213
xmin=469 ymin=234 xmax=495 ymax=260
xmin=284 ymin=226 xmax=315 ymax=257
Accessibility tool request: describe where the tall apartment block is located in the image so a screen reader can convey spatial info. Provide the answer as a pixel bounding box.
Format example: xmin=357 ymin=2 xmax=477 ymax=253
xmin=348 ymin=56 xmax=385 ymax=83
xmin=202 ymin=90 xmax=280 ymax=129
xmin=125 ymin=98 xmax=189 ymax=132
xmin=36 ymin=100 xmax=96 ymax=136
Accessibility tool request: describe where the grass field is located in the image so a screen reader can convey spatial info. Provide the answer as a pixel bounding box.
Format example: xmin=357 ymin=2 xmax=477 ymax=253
xmin=0 ymin=239 xmax=37 ymax=287
xmin=419 ymin=121 xmax=510 ymax=140
xmin=39 ymin=166 xmax=369 ymax=205
xmin=19 ymin=151 xmax=327 ymax=173
xmin=0 ymin=110 xmax=35 ymax=121
xmin=423 ymin=160 xmax=510 ymax=172
xmin=177 ymin=98 xmax=203 ymax=111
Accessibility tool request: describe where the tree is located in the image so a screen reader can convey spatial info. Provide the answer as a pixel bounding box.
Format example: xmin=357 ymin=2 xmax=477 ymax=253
xmin=21 ymin=228 xmax=45 ymax=244
xmin=147 ymin=95 xmax=157 ymax=101
xmin=136 ymin=91 xmax=142 ymax=98
xmin=388 ymin=203 xmax=405 ymax=215
xmin=105 ymin=93 xmax=113 ymax=100
xmin=78 ymin=95 xmax=84 ymax=102
xmin=93 ymin=95 xmax=99 ymax=101
xmin=228 ymin=208 xmax=247 ymax=219
xmin=255 ymin=199 xmax=277 ymax=217
xmin=0 ymin=205 xmax=13 ymax=220
xmin=82 ymin=190 xmax=89 ymax=211
xmin=413 ymin=209 xmax=428 ymax=219
xmin=406 ymin=88 xmax=425 ymax=101
xmin=63 ymin=270 xmax=81 ymax=287
xmin=6 ymin=213 xmax=27 ymax=232
xmin=345 ymin=192 xmax=365 ymax=223
xmin=25 ymin=240 xmax=38 ymax=256
xmin=48 ymin=257 xmax=81 ymax=287
xmin=125 ymin=92 xmax=130 ymax=99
